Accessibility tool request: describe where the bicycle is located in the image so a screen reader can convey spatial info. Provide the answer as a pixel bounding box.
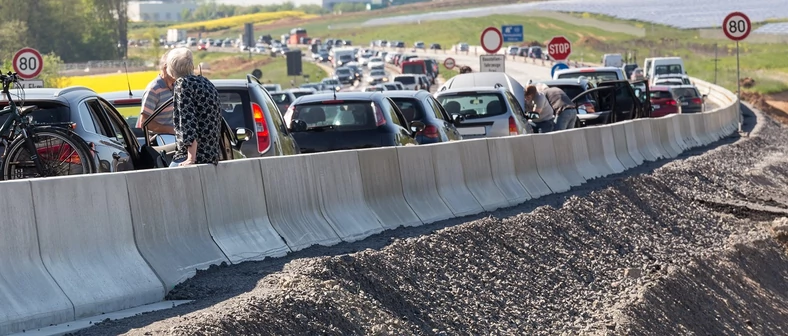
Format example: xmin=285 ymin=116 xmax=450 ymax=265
xmin=0 ymin=72 xmax=95 ymax=180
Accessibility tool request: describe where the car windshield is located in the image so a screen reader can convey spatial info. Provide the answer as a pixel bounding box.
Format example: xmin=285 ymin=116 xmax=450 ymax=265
xmin=437 ymin=92 xmax=507 ymax=119
xmin=289 ymin=101 xmax=381 ymax=131
xmin=336 ymin=69 xmax=351 ymax=75
xmin=557 ymin=71 xmax=619 ymax=84
xmin=655 ymin=64 xmax=683 ymax=75
xmin=370 ymin=70 xmax=386 ymax=77
xmin=370 ymin=58 xmax=382 ymax=63
xmin=394 ymin=76 xmax=416 ymax=85
xmin=650 ymin=91 xmax=673 ymax=99
xmin=389 ymin=98 xmax=425 ymax=123
xmin=670 ymin=88 xmax=699 ymax=99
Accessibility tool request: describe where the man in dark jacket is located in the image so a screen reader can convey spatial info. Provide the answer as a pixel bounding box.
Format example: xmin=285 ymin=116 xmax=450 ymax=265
xmin=543 ymin=87 xmax=578 ymax=131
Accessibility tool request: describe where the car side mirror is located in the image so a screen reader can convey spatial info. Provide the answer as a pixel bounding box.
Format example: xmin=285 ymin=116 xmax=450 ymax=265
xmin=291 ymin=119 xmax=308 ymax=132
xmin=452 ymin=114 xmax=465 ymax=125
xmin=702 ymin=94 xmax=708 ymax=100
xmin=335 ymin=86 xmax=341 ymax=92
xmin=410 ymin=120 xmax=426 ymax=134
xmin=236 ymin=127 xmax=252 ymax=141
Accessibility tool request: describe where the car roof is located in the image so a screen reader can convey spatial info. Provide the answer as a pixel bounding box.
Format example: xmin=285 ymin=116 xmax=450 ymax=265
xmin=435 ymin=86 xmax=505 ymax=95
xmin=0 ymin=87 xmax=97 ymax=104
xmin=381 ymin=90 xmax=430 ymax=99
xmin=211 ymin=79 xmax=249 ymax=88
xmin=441 ymin=72 xmax=523 ymax=91
xmin=101 ymin=90 xmax=146 ymax=101
xmin=650 ymin=85 xmax=673 ymax=91
xmin=669 ymin=85 xmax=698 ymax=89
xmin=393 ymin=74 xmax=420 ymax=78
xmin=556 ymin=67 xmax=622 ymax=75
xmin=295 ymin=92 xmax=382 ymax=104
xmin=540 ymin=79 xmax=589 ymax=86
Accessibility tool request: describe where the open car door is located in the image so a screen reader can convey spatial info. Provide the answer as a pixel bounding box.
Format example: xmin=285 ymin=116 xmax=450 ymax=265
xmin=629 ymin=79 xmax=652 ymax=118
xmin=571 ymin=86 xmax=618 ymax=124
xmin=596 ymin=80 xmax=640 ymax=122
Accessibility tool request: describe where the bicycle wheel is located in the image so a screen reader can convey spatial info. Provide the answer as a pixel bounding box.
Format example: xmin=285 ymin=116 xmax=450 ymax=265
xmin=2 ymin=128 xmax=95 ymax=180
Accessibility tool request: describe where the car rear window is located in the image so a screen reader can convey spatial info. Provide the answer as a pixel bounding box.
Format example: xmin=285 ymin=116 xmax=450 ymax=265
xmin=655 ymin=65 xmax=683 ymax=76
xmin=394 ymin=76 xmax=416 ymax=85
xmin=403 ymin=64 xmax=424 ymax=74
xmin=557 ymin=71 xmax=619 ymax=83
xmin=389 ymin=98 xmax=425 ymax=123
xmin=0 ymin=102 xmax=70 ymax=124
xmin=217 ymin=91 xmax=248 ymax=129
xmin=650 ymin=91 xmax=673 ymax=99
xmin=289 ymin=101 xmax=382 ymax=131
xmin=269 ymin=93 xmax=292 ymax=105
xmin=437 ymin=92 xmax=507 ymax=119
xmin=670 ymin=88 xmax=699 ymax=99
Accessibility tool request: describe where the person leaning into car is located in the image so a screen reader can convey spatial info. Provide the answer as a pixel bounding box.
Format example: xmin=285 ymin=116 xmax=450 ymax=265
xmin=524 ymin=84 xmax=555 ymax=133
xmin=137 ymin=50 xmax=176 ymax=134
xmin=542 ymin=86 xmax=578 ymax=131
xmin=166 ymin=47 xmax=223 ymax=167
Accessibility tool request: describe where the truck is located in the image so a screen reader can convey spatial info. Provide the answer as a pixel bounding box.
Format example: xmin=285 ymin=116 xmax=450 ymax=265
xmin=166 ymin=29 xmax=186 ymax=43
xmin=331 ymin=47 xmax=356 ymax=68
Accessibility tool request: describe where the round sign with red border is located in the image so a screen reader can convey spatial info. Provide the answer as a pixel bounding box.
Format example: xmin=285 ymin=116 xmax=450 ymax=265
xmin=13 ymin=48 xmax=44 ymax=80
xmin=722 ymin=11 xmax=751 ymax=41
xmin=443 ymin=57 xmax=456 ymax=70
xmin=480 ymin=27 xmax=503 ymax=54
xmin=547 ymin=36 xmax=572 ymax=62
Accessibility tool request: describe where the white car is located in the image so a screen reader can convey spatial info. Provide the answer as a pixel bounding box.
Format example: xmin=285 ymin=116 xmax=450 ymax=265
xmin=367 ymin=69 xmax=388 ymax=84
xmin=414 ymin=41 xmax=425 ymax=49
xmin=358 ymin=53 xmax=373 ymax=66
xmin=392 ymin=74 xmax=421 ymax=90
xmin=367 ymin=57 xmax=385 ymax=69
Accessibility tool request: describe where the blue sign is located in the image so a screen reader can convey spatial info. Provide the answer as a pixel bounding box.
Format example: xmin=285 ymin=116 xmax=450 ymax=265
xmin=501 ymin=25 xmax=523 ymax=43
xmin=551 ymin=62 xmax=570 ymax=77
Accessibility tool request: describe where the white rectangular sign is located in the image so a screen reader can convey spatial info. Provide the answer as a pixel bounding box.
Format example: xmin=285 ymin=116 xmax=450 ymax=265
xmin=479 ymin=54 xmax=506 ymax=73
xmin=15 ymin=80 xmax=44 ymax=89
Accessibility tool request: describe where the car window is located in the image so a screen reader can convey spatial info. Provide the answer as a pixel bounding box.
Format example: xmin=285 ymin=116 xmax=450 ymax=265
xmin=505 ymin=91 xmax=525 ymax=117
xmin=216 ymin=90 xmax=249 ymax=129
xmin=77 ymin=101 xmax=101 ymax=134
xmin=389 ymin=97 xmax=425 ymax=123
xmin=650 ymin=91 xmax=673 ymax=99
xmin=437 ymin=92 xmax=507 ymax=119
xmin=98 ymin=100 xmax=127 ymax=141
xmin=394 ymin=76 xmax=416 ymax=85
xmin=557 ymin=71 xmax=620 ymax=84
xmin=551 ymin=84 xmax=586 ymax=101
xmin=269 ymin=93 xmax=292 ymax=105
xmin=428 ymin=96 xmax=452 ymax=121
xmin=423 ymin=97 xmax=444 ymax=120
xmin=291 ymin=91 xmax=313 ymax=99
xmin=671 ymin=87 xmax=699 ymax=99
xmin=84 ymin=100 xmax=114 ymax=138
xmin=655 ymin=64 xmax=683 ymax=76
xmin=288 ymin=100 xmax=383 ymax=131
xmin=260 ymin=88 xmax=289 ymax=134
xmin=385 ymin=99 xmax=407 ymax=128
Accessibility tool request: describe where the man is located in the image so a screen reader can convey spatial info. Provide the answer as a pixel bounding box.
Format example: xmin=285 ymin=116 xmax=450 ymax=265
xmin=524 ymin=84 xmax=555 ymax=133
xmin=136 ymin=51 xmax=175 ymax=134
xmin=542 ymin=86 xmax=578 ymax=131
xmin=166 ymin=47 xmax=223 ymax=167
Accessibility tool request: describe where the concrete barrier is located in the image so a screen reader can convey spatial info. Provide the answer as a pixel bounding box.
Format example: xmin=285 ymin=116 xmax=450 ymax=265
xmin=397 ymin=145 xmax=454 ymax=223
xmin=663 ymin=116 xmax=686 ymax=155
xmin=691 ymin=113 xmax=713 ymax=146
xmin=509 ymin=136 xmax=553 ymax=198
xmin=567 ymin=128 xmax=600 ymax=180
xmin=0 ymin=181 xmax=73 ymax=335
xmin=487 ymin=137 xmax=531 ymax=206
xmin=599 ymin=126 xmax=627 ymax=174
xmin=358 ymin=147 xmax=422 ymax=229
xmin=680 ymin=114 xmax=702 ymax=148
xmin=583 ymin=126 xmax=617 ymax=177
xmin=259 ymin=155 xmax=342 ymax=251
xmin=430 ymin=142 xmax=484 ymax=216
xmin=34 ymin=174 xmax=164 ymax=318
xmin=622 ymin=121 xmax=645 ymax=165
xmin=611 ymin=123 xmax=638 ymax=169
xmin=631 ymin=120 xmax=660 ymax=162
xmin=704 ymin=110 xmax=723 ymax=141
xmin=126 ymin=167 xmax=229 ymax=290
xmin=654 ymin=118 xmax=681 ymax=158
xmin=309 ymin=150 xmax=385 ymax=241
xmin=668 ymin=115 xmax=690 ymax=151
xmin=550 ymin=130 xmax=586 ymax=187
xmin=458 ymin=139 xmax=510 ymax=211
xmin=645 ymin=119 xmax=671 ymax=159
xmin=199 ymin=159 xmax=290 ymax=263
xmin=530 ymin=133 xmax=572 ymax=193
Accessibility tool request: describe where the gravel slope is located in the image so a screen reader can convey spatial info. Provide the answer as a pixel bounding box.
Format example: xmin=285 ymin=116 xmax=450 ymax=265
xmin=74 ymin=106 xmax=788 ymax=336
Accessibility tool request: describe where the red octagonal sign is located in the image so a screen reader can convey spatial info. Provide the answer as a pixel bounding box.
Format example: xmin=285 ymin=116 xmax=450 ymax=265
xmin=547 ymin=36 xmax=572 ymax=62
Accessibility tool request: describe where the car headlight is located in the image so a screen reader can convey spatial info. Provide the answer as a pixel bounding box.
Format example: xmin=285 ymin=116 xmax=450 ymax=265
xmin=383 ymin=78 xmax=388 ymax=82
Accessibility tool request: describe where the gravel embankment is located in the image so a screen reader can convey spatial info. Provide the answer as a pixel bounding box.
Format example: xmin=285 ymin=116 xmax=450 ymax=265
xmin=74 ymin=106 xmax=788 ymax=336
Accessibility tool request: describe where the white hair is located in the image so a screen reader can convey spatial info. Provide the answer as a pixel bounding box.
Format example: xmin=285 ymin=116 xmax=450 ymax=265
xmin=166 ymin=47 xmax=194 ymax=79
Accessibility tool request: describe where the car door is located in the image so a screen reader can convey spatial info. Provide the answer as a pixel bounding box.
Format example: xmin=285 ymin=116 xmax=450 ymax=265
xmin=98 ymin=99 xmax=141 ymax=169
xmin=78 ymin=99 xmax=133 ymax=172
xmin=597 ymin=81 xmax=635 ymax=121
xmin=426 ymin=96 xmax=462 ymax=141
xmin=385 ymin=98 xmax=417 ymax=146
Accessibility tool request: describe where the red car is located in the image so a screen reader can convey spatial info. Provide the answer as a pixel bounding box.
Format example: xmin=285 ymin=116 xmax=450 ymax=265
xmin=649 ymin=85 xmax=680 ymax=117
xmin=197 ymin=43 xmax=208 ymax=51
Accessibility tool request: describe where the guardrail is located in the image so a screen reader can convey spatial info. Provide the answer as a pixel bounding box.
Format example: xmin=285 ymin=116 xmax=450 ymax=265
xmin=0 ymin=46 xmax=740 ymax=335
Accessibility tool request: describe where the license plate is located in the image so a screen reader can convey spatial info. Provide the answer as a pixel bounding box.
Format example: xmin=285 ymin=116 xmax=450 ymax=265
xmin=681 ymin=102 xmax=689 ymax=106
xmin=458 ymin=127 xmax=486 ymax=135
xmin=652 ymin=104 xmax=660 ymax=109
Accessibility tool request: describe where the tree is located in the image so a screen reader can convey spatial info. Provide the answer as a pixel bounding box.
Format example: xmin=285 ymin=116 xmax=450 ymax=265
xmin=0 ymin=20 xmax=29 ymax=64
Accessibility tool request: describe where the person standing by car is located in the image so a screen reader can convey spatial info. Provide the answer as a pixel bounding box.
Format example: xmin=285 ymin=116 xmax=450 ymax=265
xmin=166 ymin=47 xmax=223 ymax=167
xmin=524 ymin=84 xmax=555 ymax=133
xmin=542 ymin=86 xmax=578 ymax=131
xmin=137 ymin=50 xmax=176 ymax=134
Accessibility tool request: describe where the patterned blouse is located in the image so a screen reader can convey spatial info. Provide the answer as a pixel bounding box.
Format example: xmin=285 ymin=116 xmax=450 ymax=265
xmin=172 ymin=75 xmax=222 ymax=164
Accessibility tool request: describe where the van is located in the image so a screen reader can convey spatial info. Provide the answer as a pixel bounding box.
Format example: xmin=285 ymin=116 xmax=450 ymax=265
xmin=644 ymin=57 xmax=686 ymax=83
xmin=602 ymin=54 xmax=623 ymax=68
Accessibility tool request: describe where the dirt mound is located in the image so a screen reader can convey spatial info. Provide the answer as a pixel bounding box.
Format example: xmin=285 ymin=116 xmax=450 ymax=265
xmin=742 ymin=91 xmax=788 ymax=126
xmin=576 ymin=36 xmax=607 ymax=49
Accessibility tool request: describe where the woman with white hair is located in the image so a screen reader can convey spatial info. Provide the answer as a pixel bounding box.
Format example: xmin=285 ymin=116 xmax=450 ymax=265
xmin=166 ymin=47 xmax=223 ymax=167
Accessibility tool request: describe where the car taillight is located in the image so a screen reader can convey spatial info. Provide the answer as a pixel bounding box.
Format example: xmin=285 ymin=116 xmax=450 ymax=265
xmin=583 ymin=102 xmax=595 ymax=113
xmin=252 ymin=102 xmax=270 ymax=153
xmin=508 ymin=116 xmax=518 ymax=136
xmin=422 ymin=125 xmax=439 ymax=138
xmin=691 ymin=97 xmax=702 ymax=104
xmin=373 ymin=103 xmax=387 ymax=126
xmin=666 ymin=99 xmax=677 ymax=106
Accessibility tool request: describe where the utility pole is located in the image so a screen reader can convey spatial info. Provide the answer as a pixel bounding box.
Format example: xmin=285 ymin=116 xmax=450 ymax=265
xmin=713 ymin=43 xmax=719 ymax=85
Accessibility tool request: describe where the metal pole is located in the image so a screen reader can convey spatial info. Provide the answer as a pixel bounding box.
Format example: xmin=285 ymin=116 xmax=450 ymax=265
xmin=713 ymin=43 xmax=718 ymax=85
xmin=736 ymin=41 xmax=742 ymax=132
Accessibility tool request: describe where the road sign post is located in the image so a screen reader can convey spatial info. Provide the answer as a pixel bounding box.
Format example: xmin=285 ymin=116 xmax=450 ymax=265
xmin=501 ymin=25 xmax=524 ymax=43
xmin=722 ymin=11 xmax=751 ymax=132
xmin=443 ymin=57 xmax=456 ymax=70
xmin=547 ymin=36 xmax=572 ymax=62
xmin=13 ymin=48 xmax=44 ymax=80
xmin=480 ymin=27 xmax=503 ymax=54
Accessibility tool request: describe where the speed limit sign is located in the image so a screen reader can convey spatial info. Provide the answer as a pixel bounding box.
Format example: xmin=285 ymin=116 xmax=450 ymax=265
xmin=13 ymin=48 xmax=44 ymax=80
xmin=722 ymin=12 xmax=751 ymax=41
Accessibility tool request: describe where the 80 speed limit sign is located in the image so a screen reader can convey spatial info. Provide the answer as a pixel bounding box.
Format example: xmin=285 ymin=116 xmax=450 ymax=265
xmin=722 ymin=12 xmax=751 ymax=41
xmin=13 ymin=48 xmax=44 ymax=80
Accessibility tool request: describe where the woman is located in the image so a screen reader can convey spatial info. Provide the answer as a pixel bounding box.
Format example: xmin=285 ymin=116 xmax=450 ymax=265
xmin=165 ymin=47 xmax=223 ymax=167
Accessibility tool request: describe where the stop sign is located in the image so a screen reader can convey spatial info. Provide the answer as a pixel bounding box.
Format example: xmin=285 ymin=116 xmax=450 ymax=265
xmin=547 ymin=36 xmax=572 ymax=61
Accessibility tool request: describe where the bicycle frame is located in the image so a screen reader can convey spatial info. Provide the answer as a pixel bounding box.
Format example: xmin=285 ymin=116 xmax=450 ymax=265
xmin=1 ymin=74 xmax=47 ymax=176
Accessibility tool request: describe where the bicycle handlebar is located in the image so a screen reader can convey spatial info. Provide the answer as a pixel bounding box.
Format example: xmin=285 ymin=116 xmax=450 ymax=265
xmin=0 ymin=72 xmax=19 ymax=86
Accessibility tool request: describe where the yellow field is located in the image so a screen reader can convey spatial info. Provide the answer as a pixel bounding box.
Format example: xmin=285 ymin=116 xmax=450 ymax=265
xmin=63 ymin=71 xmax=159 ymax=93
xmin=169 ymin=11 xmax=315 ymax=32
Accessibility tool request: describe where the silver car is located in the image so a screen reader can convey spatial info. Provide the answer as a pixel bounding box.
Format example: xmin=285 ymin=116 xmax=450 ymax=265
xmin=437 ymin=72 xmax=527 ymax=112
xmin=434 ymin=87 xmax=532 ymax=139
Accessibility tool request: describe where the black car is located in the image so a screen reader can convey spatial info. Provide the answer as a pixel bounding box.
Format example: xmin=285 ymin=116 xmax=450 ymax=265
xmin=669 ymin=85 xmax=705 ymax=113
xmin=283 ymin=92 xmax=421 ymax=153
xmin=383 ymin=90 xmax=463 ymax=144
xmin=334 ymin=67 xmax=355 ymax=84
xmin=429 ymin=43 xmax=442 ymax=50
xmin=573 ymin=79 xmax=651 ymax=124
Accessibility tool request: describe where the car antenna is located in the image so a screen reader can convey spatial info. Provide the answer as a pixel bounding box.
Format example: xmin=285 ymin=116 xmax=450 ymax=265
xmin=123 ymin=62 xmax=132 ymax=98
xmin=198 ymin=64 xmax=203 ymax=76
xmin=333 ymin=86 xmax=337 ymax=100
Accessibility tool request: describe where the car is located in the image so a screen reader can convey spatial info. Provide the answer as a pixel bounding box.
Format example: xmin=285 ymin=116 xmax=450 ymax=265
xmin=437 ymin=72 xmax=527 ymax=112
xmin=392 ymin=74 xmax=421 ymax=90
xmin=381 ymin=83 xmax=400 ymax=91
xmin=649 ymin=85 xmax=681 ymax=118
xmin=262 ymin=84 xmax=282 ymax=92
xmin=19 ymin=86 xmax=245 ymax=174
xmin=429 ymin=43 xmax=442 ymax=50
xmin=367 ymin=57 xmax=385 ymax=69
xmin=282 ymin=92 xmax=420 ymax=153
xmin=367 ymin=69 xmax=389 ymax=85
xmin=653 ymin=74 xmax=692 ymax=85
xmin=416 ymin=75 xmax=432 ymax=91
xmin=386 ymin=52 xmax=400 ymax=64
xmin=358 ymin=52 xmax=373 ymax=66
xmin=622 ymin=63 xmax=639 ymax=79
xmin=538 ymin=79 xmax=600 ymax=127
xmin=287 ymin=88 xmax=316 ymax=99
xmin=364 ymin=85 xmax=387 ymax=92
xmin=507 ymin=46 xmax=520 ymax=55
xmin=383 ymin=90 xmax=463 ymax=144
xmin=414 ymin=41 xmax=425 ymax=49
xmin=669 ymin=85 xmax=705 ymax=113
xmin=333 ymin=67 xmax=355 ymax=84
xmin=300 ymin=83 xmax=324 ymax=91
xmin=321 ymin=78 xmax=342 ymax=91
xmin=345 ymin=63 xmax=364 ymax=80
xmin=456 ymin=43 xmax=469 ymax=52
xmin=571 ymin=79 xmax=652 ymax=123
xmin=268 ymin=91 xmax=297 ymax=115
xmin=434 ymin=86 xmax=532 ymax=139
xmin=553 ymin=67 xmax=627 ymax=82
